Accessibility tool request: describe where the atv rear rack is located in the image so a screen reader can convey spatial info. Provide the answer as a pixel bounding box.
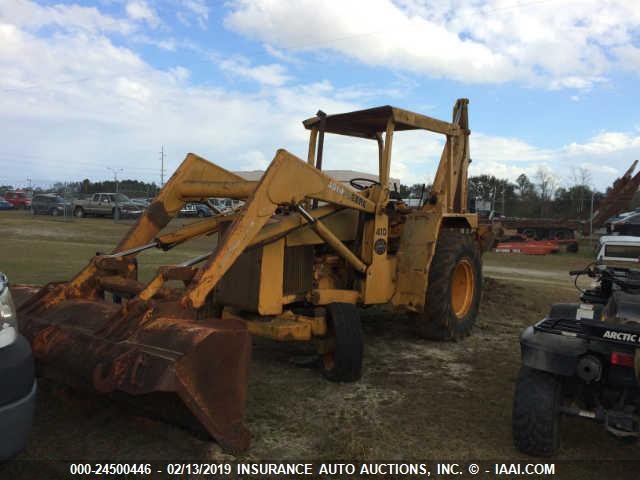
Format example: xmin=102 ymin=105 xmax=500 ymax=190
xmin=535 ymin=315 xmax=640 ymax=349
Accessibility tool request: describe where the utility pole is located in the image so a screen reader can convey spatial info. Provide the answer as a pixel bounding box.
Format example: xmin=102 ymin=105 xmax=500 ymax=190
xmin=160 ymin=145 xmax=165 ymax=186
xmin=107 ymin=167 xmax=123 ymax=193
xmin=590 ymin=190 xmax=595 ymax=248
xmin=107 ymin=167 xmax=124 ymax=222
xmin=26 ymin=177 xmax=32 ymax=190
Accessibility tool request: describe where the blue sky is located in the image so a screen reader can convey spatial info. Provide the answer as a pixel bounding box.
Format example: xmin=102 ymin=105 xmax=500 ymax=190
xmin=1 ymin=0 xmax=640 ymax=191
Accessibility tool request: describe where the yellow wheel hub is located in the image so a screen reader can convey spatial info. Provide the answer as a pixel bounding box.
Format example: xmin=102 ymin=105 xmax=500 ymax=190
xmin=451 ymin=258 xmax=475 ymax=318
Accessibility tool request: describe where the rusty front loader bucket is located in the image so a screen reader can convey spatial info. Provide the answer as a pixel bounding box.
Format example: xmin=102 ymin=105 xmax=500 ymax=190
xmin=12 ymin=285 xmax=251 ymax=454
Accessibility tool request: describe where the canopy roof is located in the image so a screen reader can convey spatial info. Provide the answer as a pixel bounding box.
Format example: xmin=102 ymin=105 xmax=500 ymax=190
xmin=302 ymin=105 xmax=457 ymax=139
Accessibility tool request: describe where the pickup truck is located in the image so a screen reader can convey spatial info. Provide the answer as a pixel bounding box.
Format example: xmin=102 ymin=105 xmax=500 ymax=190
xmin=72 ymin=193 xmax=144 ymax=218
xmin=178 ymin=203 xmax=213 ymax=218
xmin=4 ymin=191 xmax=31 ymax=210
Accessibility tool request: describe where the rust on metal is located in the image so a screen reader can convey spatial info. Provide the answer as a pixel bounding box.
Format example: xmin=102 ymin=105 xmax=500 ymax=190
xmin=15 ymin=286 xmax=251 ymax=454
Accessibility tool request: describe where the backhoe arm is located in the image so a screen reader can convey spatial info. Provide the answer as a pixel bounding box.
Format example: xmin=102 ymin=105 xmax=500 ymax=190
xmin=425 ymin=98 xmax=470 ymax=214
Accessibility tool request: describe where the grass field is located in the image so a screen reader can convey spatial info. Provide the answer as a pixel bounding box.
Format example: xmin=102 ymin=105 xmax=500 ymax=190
xmin=1 ymin=210 xmax=638 ymax=479
xmin=0 ymin=210 xmax=216 ymax=284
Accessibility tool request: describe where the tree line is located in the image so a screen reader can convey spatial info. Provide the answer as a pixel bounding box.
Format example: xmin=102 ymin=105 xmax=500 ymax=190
xmin=400 ymin=167 xmax=610 ymax=220
xmin=1 ymin=167 xmax=634 ymax=221
xmin=0 ymin=179 xmax=160 ymax=199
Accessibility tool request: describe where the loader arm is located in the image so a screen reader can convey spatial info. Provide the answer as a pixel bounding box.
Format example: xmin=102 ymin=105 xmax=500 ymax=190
xmin=117 ymin=153 xmax=254 ymax=252
xmin=38 ymin=154 xmax=256 ymax=306
xmin=182 ymin=149 xmax=376 ymax=308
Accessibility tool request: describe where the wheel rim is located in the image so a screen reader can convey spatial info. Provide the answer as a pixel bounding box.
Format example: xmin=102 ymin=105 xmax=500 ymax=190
xmin=451 ymin=258 xmax=475 ymax=318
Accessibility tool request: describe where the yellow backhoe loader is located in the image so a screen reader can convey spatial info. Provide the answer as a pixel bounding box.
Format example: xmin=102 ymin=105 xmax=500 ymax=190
xmin=13 ymin=99 xmax=483 ymax=454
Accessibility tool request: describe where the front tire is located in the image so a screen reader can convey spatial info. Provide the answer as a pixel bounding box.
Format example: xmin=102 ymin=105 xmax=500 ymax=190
xmin=320 ymin=303 xmax=363 ymax=382
xmin=74 ymin=207 xmax=85 ymax=218
xmin=512 ymin=367 xmax=562 ymax=456
xmin=413 ymin=230 xmax=482 ymax=340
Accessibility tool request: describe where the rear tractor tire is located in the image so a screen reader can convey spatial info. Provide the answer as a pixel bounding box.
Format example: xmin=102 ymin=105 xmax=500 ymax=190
xmin=413 ymin=230 xmax=482 ymax=340
xmin=512 ymin=367 xmax=562 ymax=456
xmin=320 ymin=303 xmax=363 ymax=383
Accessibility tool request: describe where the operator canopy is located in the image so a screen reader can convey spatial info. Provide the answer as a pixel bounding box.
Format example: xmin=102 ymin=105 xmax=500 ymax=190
xmin=303 ymin=105 xmax=463 ymax=139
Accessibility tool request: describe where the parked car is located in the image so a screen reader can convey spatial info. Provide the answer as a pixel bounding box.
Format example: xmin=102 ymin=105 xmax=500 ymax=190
xmin=130 ymin=198 xmax=150 ymax=209
xmin=30 ymin=194 xmax=71 ymax=216
xmin=0 ymin=197 xmax=14 ymax=210
xmin=207 ymin=198 xmax=243 ymax=214
xmin=72 ymin=193 xmax=143 ymax=218
xmin=3 ymin=191 xmax=31 ymax=209
xmin=0 ymin=273 xmax=36 ymax=460
xmin=179 ymin=203 xmax=212 ymax=218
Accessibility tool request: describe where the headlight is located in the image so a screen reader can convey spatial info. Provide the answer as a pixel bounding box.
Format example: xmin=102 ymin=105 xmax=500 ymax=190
xmin=0 ymin=273 xmax=18 ymax=348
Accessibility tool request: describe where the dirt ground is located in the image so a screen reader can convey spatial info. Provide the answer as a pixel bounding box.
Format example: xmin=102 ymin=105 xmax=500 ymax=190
xmin=1 ymin=211 xmax=639 ymax=478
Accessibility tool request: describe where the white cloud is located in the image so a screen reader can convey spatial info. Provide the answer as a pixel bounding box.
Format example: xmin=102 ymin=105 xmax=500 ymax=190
xmin=225 ymin=0 xmax=516 ymax=84
xmin=125 ymin=1 xmax=160 ymax=28
xmin=219 ymin=57 xmax=292 ymax=86
xmin=466 ymin=130 xmax=640 ymax=189
xmin=238 ymin=150 xmax=269 ymax=171
xmin=178 ymin=0 xmax=209 ymax=29
xmin=614 ymin=45 xmax=640 ymax=70
xmin=224 ymin=0 xmax=640 ymax=89
xmin=565 ymin=132 xmax=640 ymax=155
xmin=1 ymin=0 xmax=639 ymax=194
xmin=115 ymin=77 xmax=152 ymax=101
xmin=0 ymin=6 xmax=357 ymax=185
xmin=264 ymin=44 xmax=300 ymax=64
xmin=0 ymin=0 xmax=134 ymax=35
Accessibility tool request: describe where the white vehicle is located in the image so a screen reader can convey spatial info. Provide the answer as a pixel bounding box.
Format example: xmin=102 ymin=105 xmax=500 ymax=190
xmin=596 ymin=235 xmax=640 ymax=265
xmin=0 ymin=273 xmax=36 ymax=460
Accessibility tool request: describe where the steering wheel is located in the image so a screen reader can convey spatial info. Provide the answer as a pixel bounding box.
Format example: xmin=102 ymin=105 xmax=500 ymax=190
xmin=349 ymin=177 xmax=380 ymax=191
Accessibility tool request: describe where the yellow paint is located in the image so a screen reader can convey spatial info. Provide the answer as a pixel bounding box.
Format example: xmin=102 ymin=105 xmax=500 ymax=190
xmin=309 ymin=289 xmax=359 ymax=305
xmin=363 ymin=256 xmax=397 ymax=304
xmin=451 ymin=258 xmax=475 ymax=317
xmin=257 ymin=239 xmax=285 ymax=315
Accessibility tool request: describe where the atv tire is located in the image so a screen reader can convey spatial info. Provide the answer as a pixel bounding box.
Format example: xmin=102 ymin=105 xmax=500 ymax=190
xmin=413 ymin=229 xmax=482 ymax=340
xmin=321 ymin=303 xmax=363 ymax=382
xmin=512 ymin=367 xmax=562 ymax=456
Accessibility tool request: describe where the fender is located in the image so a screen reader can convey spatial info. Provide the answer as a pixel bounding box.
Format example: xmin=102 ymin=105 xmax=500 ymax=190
xmin=520 ymin=325 xmax=588 ymax=376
